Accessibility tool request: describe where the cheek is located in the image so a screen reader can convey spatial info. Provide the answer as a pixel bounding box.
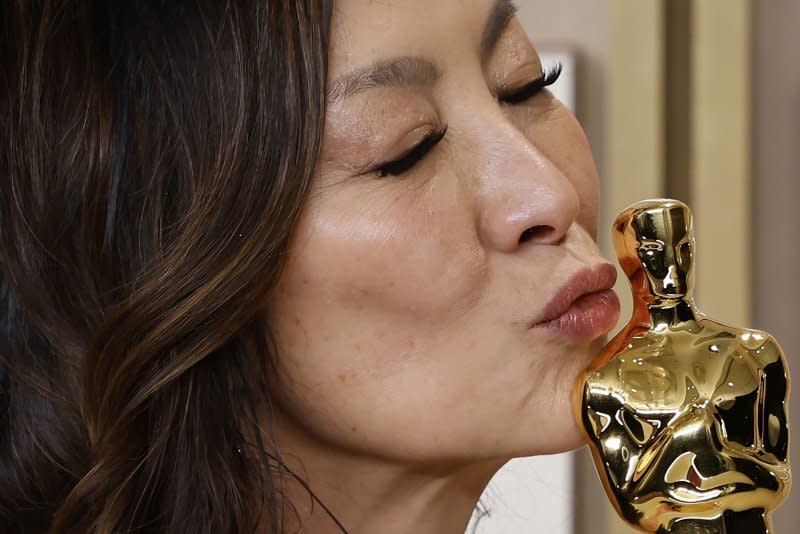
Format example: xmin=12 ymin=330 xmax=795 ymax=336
xmin=263 ymin=175 xmax=500 ymax=458
xmin=286 ymin=178 xmax=488 ymax=323
xmin=265 ymin=173 xmax=490 ymax=414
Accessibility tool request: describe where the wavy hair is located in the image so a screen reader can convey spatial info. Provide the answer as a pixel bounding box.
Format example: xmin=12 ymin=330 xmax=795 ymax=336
xmin=0 ymin=1 xmax=333 ymax=532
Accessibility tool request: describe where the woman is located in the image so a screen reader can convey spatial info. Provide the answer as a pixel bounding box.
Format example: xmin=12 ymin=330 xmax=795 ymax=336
xmin=0 ymin=0 xmax=620 ymax=532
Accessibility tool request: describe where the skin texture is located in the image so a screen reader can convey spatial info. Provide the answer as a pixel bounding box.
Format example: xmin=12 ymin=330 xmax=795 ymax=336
xmin=264 ymin=1 xmax=619 ymax=532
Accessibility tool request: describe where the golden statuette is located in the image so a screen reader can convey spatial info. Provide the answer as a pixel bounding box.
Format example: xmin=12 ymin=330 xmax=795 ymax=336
xmin=575 ymin=199 xmax=791 ymax=533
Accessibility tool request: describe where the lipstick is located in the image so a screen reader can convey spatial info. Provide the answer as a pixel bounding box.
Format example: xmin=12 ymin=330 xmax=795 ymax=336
xmin=533 ymin=263 xmax=621 ymax=340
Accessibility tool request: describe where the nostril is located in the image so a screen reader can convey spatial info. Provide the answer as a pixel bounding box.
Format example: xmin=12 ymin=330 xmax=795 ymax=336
xmin=520 ymin=225 xmax=556 ymax=244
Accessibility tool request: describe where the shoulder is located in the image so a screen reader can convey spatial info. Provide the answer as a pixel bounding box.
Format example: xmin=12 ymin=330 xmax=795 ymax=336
xmin=698 ymin=319 xmax=786 ymax=366
xmin=738 ymin=329 xmax=785 ymax=367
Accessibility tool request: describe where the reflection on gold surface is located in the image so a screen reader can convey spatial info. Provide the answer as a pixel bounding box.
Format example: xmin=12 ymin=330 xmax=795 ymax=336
xmin=575 ymin=199 xmax=791 ymax=533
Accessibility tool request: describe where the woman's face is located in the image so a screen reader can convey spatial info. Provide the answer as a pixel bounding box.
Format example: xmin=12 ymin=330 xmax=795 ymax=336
xmin=267 ymin=0 xmax=620 ymax=463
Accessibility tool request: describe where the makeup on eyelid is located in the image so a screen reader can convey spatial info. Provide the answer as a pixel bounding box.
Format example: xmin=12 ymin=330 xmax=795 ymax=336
xmin=377 ymin=125 xmax=444 ymax=166
xmin=374 ymin=126 xmax=448 ymax=177
xmin=498 ymin=62 xmax=543 ymax=93
xmin=320 ymin=100 xmax=440 ymax=172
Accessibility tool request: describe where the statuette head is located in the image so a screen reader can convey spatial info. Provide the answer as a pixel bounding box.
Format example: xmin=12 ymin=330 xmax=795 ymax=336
xmin=613 ymin=199 xmax=694 ymax=300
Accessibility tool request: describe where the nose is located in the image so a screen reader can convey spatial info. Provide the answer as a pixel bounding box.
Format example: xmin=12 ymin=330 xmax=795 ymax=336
xmin=665 ymin=265 xmax=683 ymax=291
xmin=476 ymin=125 xmax=580 ymax=253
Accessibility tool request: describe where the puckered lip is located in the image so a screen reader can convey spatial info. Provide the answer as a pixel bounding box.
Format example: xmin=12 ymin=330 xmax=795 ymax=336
xmin=531 ymin=263 xmax=619 ymax=326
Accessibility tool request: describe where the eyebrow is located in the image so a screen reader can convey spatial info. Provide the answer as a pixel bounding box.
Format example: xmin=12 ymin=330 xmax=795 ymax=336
xmin=326 ymin=0 xmax=519 ymax=104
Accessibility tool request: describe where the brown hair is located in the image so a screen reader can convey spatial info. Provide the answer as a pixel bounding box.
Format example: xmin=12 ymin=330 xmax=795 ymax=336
xmin=0 ymin=1 xmax=332 ymax=532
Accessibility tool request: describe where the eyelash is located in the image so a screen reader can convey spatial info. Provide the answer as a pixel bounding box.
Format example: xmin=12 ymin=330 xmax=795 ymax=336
xmin=375 ymin=126 xmax=448 ymax=178
xmin=374 ymin=62 xmax=564 ymax=178
xmin=499 ymin=62 xmax=563 ymax=104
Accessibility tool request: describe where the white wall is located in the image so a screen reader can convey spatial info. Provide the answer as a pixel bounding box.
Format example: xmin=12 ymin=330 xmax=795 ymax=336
xmin=467 ymin=455 xmax=574 ymax=533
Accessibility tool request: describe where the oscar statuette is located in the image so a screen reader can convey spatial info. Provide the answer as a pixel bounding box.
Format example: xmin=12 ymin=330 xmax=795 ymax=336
xmin=574 ymin=199 xmax=791 ymax=533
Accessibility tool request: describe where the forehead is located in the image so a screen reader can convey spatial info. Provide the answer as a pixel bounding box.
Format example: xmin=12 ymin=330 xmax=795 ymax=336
xmin=328 ymin=0 xmax=497 ymax=74
xmin=632 ymin=208 xmax=689 ymax=240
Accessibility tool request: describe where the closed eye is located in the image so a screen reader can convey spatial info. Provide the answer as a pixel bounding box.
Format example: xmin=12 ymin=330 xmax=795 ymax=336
xmin=499 ymin=62 xmax=563 ymax=104
xmin=374 ymin=125 xmax=448 ymax=178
